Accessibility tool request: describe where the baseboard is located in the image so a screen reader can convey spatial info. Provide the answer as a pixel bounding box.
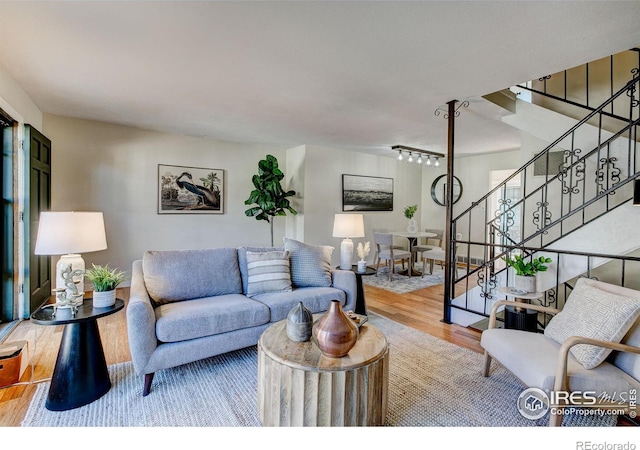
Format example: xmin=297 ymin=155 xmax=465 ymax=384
xmin=457 ymin=256 xmax=484 ymax=266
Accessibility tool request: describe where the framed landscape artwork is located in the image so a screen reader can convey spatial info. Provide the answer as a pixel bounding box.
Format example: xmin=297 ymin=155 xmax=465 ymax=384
xmin=342 ymin=174 xmax=393 ymax=211
xmin=158 ymin=164 xmax=224 ymax=214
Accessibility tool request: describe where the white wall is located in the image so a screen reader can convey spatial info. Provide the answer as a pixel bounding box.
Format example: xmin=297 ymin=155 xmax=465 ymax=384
xmin=420 ymin=166 xmax=448 ymax=231
xmin=42 ymin=114 xmax=292 ymax=283
xmin=40 ymin=117 xmax=435 ymax=278
xmin=450 ymin=148 xmax=521 ymax=258
xmin=285 ymin=145 xmax=306 ymax=241
xmin=294 ymin=145 xmax=425 ymax=267
xmin=0 ymin=63 xmax=42 ymax=129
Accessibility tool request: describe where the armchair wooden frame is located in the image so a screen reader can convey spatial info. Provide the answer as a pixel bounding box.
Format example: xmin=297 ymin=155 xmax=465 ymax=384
xmin=483 ymin=300 xmax=640 ymax=426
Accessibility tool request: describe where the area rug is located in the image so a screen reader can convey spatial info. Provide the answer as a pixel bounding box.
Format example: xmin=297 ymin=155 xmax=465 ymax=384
xmin=21 ymin=313 xmax=615 ymax=427
xmin=362 ymin=265 xmax=450 ymax=294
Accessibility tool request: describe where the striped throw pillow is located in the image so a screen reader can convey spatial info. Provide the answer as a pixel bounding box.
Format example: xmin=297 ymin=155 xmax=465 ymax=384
xmin=245 ymin=251 xmax=292 ymax=298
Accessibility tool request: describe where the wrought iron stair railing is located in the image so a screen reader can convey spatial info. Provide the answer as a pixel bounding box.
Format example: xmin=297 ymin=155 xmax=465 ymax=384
xmin=447 ymin=74 xmax=640 ymax=322
xmin=515 ymin=48 xmax=639 ymax=123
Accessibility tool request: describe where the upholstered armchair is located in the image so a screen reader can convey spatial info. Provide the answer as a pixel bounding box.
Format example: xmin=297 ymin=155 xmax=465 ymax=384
xmin=481 ymin=278 xmax=640 ymax=426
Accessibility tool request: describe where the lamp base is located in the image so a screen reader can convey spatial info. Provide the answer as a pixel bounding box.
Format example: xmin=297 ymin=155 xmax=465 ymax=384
xmin=340 ymin=238 xmax=354 ymax=270
xmin=56 ymin=254 xmax=85 ymax=297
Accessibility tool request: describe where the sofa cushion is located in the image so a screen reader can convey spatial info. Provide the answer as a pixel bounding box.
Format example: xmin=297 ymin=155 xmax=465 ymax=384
xmin=245 ymin=250 xmax=292 ymax=298
xmin=481 ymin=328 xmax=640 ymax=394
xmin=237 ymin=246 xmax=282 ymax=294
xmin=283 ymin=238 xmax=333 ymax=288
xmin=252 ymin=286 xmax=346 ymax=322
xmin=544 ymin=277 xmax=640 ymax=369
xmin=143 ymin=248 xmax=242 ymax=305
xmin=154 ymin=293 xmax=270 ymax=343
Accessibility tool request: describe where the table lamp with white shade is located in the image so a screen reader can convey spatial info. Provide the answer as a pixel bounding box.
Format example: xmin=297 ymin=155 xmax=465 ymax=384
xmin=34 ymin=211 xmax=108 ymax=294
xmin=332 ymin=213 xmax=365 ymax=270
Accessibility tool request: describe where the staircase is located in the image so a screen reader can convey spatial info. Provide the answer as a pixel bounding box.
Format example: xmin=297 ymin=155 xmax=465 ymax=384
xmin=446 ymin=49 xmax=640 ymax=327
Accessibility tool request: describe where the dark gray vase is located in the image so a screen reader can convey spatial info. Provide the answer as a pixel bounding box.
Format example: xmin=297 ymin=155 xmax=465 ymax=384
xmin=286 ymin=301 xmax=313 ymax=342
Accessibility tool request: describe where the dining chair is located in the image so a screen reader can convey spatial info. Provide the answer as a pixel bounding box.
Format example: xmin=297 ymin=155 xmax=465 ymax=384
xmin=373 ymin=232 xmax=412 ymax=281
xmin=420 ymin=232 xmax=462 ymax=277
xmin=371 ymin=228 xmax=406 ymax=272
xmin=413 ymin=228 xmax=443 ymax=254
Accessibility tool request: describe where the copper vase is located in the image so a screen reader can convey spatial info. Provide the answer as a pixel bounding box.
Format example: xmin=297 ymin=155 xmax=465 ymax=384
xmin=312 ymin=299 xmax=358 ymax=357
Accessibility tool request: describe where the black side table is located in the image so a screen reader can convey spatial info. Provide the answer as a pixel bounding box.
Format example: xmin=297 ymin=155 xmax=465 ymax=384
xmin=30 ymin=298 xmax=125 ymax=411
xmin=337 ymin=265 xmax=375 ymax=315
xmin=497 ymin=287 xmax=542 ymax=332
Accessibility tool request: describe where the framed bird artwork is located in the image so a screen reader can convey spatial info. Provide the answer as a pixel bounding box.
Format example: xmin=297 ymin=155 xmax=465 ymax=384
xmin=158 ymin=164 xmax=224 ymax=214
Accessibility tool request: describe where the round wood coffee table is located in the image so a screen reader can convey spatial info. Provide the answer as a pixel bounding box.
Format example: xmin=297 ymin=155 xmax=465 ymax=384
xmin=257 ymin=318 xmax=389 ymax=426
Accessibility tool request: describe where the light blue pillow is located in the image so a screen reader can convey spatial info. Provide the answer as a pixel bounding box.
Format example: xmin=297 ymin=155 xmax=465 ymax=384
xmin=283 ymin=238 xmax=333 ymax=288
xmin=142 ymin=248 xmax=242 ymax=304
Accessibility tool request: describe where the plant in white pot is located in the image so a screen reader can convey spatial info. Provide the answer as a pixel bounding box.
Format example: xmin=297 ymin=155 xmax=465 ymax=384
xmin=404 ymin=204 xmax=418 ymax=233
xmin=85 ymin=264 xmax=127 ymax=308
xmin=502 ymin=253 xmax=552 ymax=293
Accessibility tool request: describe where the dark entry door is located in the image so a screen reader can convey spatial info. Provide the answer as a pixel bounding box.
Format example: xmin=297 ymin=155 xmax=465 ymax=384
xmin=25 ymin=125 xmax=52 ymax=313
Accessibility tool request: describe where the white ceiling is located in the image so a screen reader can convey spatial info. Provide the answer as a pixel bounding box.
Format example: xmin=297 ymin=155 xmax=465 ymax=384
xmin=1 ymin=1 xmax=639 ymax=158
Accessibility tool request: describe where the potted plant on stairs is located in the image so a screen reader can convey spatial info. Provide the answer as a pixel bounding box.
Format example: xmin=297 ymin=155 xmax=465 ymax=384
xmin=85 ymin=264 xmax=127 ymax=307
xmin=502 ymin=253 xmax=552 ymax=293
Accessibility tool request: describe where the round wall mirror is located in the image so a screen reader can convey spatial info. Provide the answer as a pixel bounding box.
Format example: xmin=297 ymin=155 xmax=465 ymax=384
xmin=430 ymin=175 xmax=463 ymax=206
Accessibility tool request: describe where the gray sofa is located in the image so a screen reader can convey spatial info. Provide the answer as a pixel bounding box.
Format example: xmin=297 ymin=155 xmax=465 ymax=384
xmin=127 ymin=241 xmax=357 ymax=396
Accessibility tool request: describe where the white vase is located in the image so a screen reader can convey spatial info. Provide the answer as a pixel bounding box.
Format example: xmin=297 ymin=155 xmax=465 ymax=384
xmin=93 ymin=289 xmax=116 ymax=308
xmin=357 ymin=260 xmax=367 ymax=273
xmin=407 ymin=218 xmax=418 ymax=233
xmin=514 ymin=275 xmax=536 ymax=294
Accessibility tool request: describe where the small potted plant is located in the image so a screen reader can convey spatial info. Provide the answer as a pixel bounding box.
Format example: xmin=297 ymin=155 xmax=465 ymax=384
xmin=404 ymin=204 xmax=418 ymax=233
xmin=85 ymin=263 xmax=127 ymax=307
xmin=502 ymin=253 xmax=552 ymax=293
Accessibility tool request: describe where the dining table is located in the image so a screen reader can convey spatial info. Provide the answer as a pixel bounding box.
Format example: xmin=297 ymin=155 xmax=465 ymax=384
xmin=392 ymin=231 xmax=437 ymax=276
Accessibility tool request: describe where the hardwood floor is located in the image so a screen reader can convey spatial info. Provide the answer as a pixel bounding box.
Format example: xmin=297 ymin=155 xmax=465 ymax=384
xmin=366 ymin=281 xmax=483 ymax=354
xmin=0 ymin=283 xmax=481 ymax=427
xmin=1 ymin=282 xmax=635 ymax=427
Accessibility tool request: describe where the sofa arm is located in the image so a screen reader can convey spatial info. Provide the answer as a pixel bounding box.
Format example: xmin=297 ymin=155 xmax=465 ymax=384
xmin=332 ymin=269 xmax=357 ymax=312
xmin=126 ymin=260 xmax=158 ymax=375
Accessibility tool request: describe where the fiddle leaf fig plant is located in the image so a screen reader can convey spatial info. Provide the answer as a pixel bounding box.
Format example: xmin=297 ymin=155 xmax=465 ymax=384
xmin=244 ymin=154 xmax=297 ymax=246
xmin=502 ymin=254 xmax=552 ymax=277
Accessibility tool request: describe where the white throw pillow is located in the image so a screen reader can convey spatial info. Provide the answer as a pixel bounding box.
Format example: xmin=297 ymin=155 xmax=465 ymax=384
xmin=245 ymin=251 xmax=292 ymax=298
xmin=544 ymin=278 xmax=640 ymax=369
xmin=283 ymin=238 xmax=333 ymax=288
